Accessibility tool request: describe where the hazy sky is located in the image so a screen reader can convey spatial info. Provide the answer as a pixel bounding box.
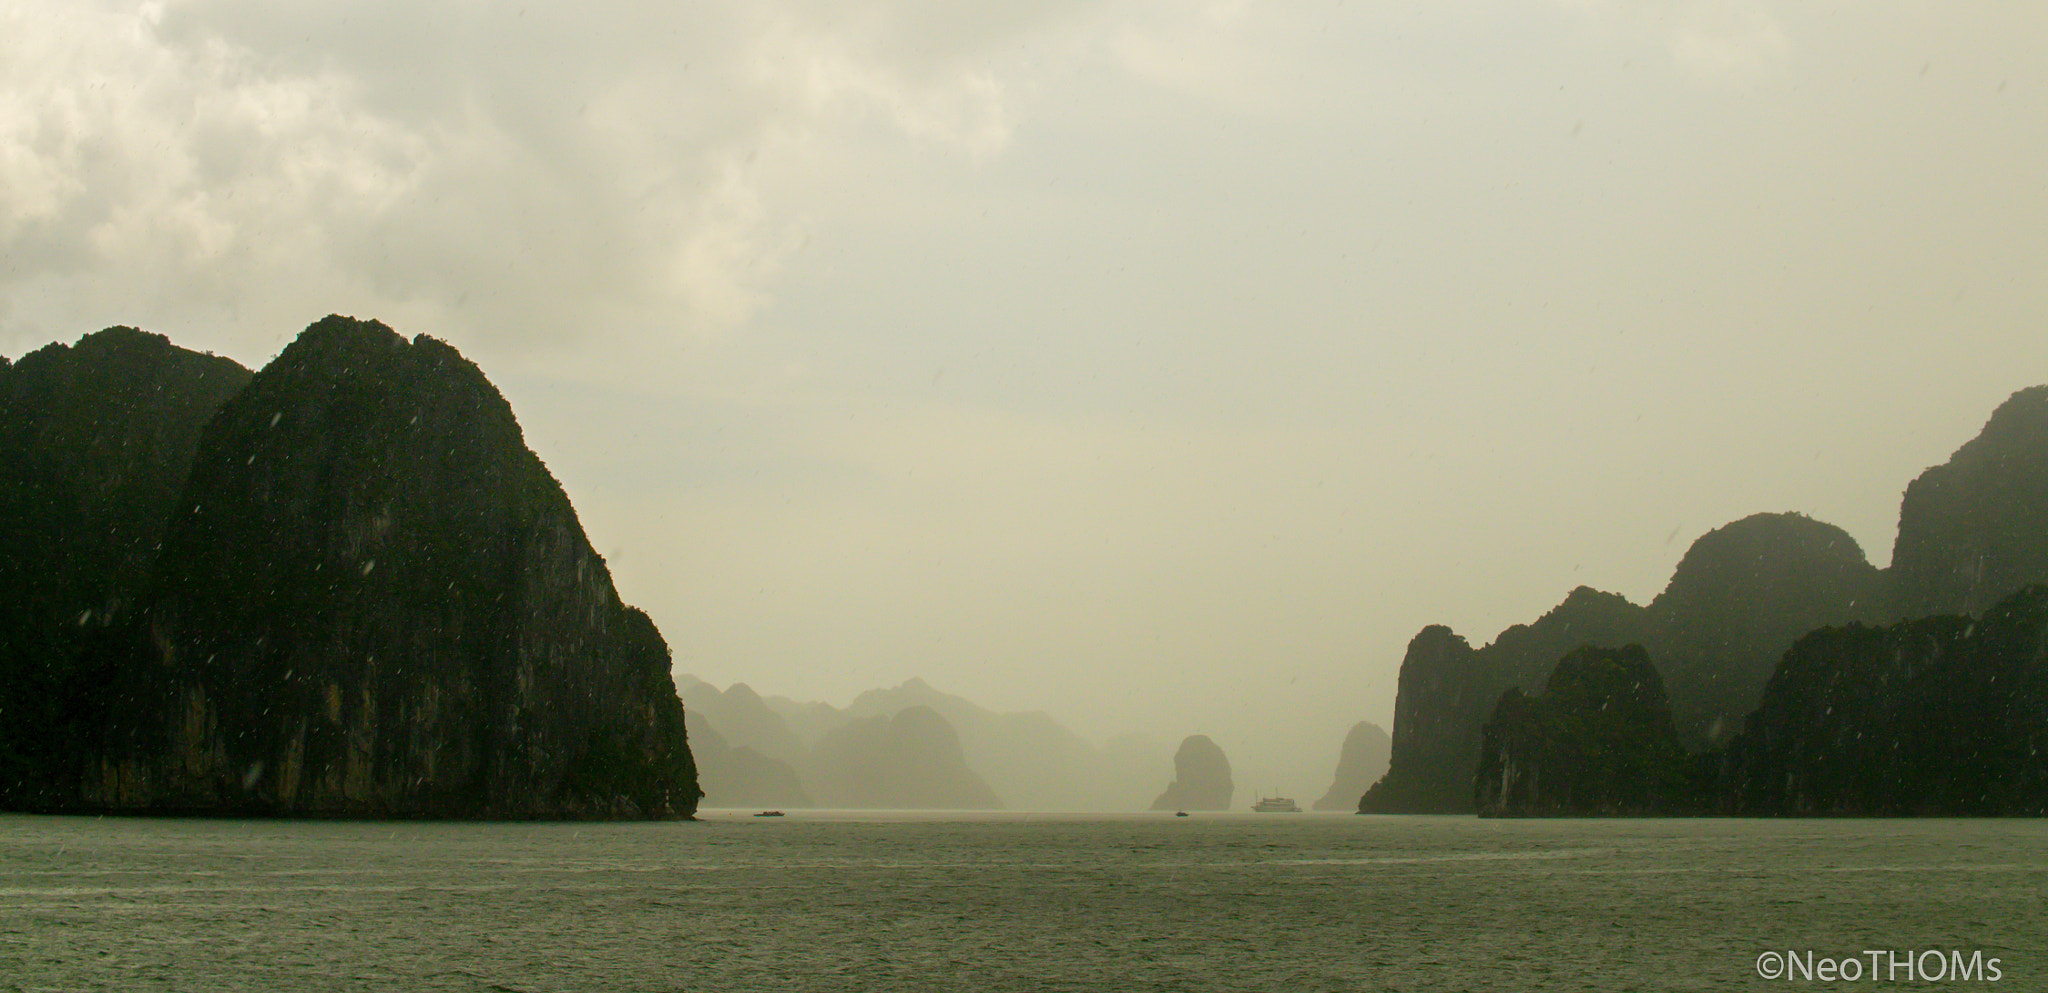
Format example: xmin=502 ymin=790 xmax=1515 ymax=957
xmin=4 ymin=0 xmax=2045 ymax=791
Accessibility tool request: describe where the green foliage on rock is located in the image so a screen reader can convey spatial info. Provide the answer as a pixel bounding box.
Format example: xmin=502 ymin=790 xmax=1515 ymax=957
xmin=1474 ymin=645 xmax=1701 ymax=817
xmin=1721 ymin=585 xmax=2048 ymax=816
xmin=0 ymin=328 xmax=251 ymax=807
xmin=3 ymin=316 xmax=699 ymax=820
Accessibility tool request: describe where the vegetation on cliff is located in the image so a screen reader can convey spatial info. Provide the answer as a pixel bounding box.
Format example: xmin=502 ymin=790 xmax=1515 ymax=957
xmin=1720 ymin=585 xmax=2048 ymax=816
xmin=1371 ymin=387 xmax=2048 ymax=817
xmin=5 ymin=316 xmax=699 ymax=819
xmin=1646 ymin=513 xmax=1884 ymax=747
xmin=1890 ymin=386 xmax=2048 ymax=619
xmin=1474 ymin=645 xmax=1697 ymax=817
xmin=0 ymin=328 xmax=251 ymax=806
xmin=1361 ymin=588 xmax=1646 ymax=814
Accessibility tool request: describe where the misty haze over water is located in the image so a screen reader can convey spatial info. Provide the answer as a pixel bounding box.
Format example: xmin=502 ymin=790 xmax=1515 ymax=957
xmin=7 ymin=2 xmax=2045 ymax=763
xmin=5 ymin=0 xmax=2047 ymax=984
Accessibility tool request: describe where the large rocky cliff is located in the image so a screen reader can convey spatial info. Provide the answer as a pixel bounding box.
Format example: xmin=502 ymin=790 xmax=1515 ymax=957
xmin=1360 ymin=587 xmax=1646 ymax=813
xmin=1511 ymin=585 xmax=2048 ymax=817
xmin=1474 ymin=645 xmax=1695 ymax=817
xmin=61 ymin=316 xmax=699 ymax=819
xmin=1367 ymin=386 xmax=2048 ymax=816
xmin=1890 ymin=386 xmax=2048 ymax=619
xmin=0 ymin=328 xmax=252 ymax=805
xmin=1365 ymin=514 xmax=1882 ymax=813
xmin=1719 ymin=585 xmax=2048 ymax=816
xmin=1645 ymin=512 xmax=1884 ymax=747
xmin=1148 ymin=734 xmax=1234 ymax=811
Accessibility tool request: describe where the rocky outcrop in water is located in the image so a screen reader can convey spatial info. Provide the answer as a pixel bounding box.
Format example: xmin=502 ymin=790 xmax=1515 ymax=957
xmin=1149 ymin=734 xmax=1233 ymax=811
xmin=1646 ymin=512 xmax=1884 ymax=747
xmin=1719 ymin=585 xmax=2048 ymax=816
xmin=0 ymin=328 xmax=251 ymax=806
xmin=1312 ymin=721 xmax=1389 ymax=811
xmin=1360 ymin=588 xmax=1646 ymax=814
xmin=807 ymin=704 xmax=1001 ymax=809
xmin=1890 ymin=387 xmax=2048 ymax=619
xmin=1369 ymin=386 xmax=2048 ymax=816
xmin=1365 ymin=514 xmax=1885 ymax=812
xmin=1474 ymin=645 xmax=1695 ymax=817
xmin=56 ymin=315 xmax=698 ymax=819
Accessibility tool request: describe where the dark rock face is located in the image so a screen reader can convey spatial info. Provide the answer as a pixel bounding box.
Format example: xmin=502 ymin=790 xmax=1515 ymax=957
xmin=1890 ymin=387 xmax=2048 ymax=619
xmin=1646 ymin=512 xmax=1884 ymax=747
xmin=1367 ymin=517 xmax=1880 ymax=813
xmin=0 ymin=328 xmax=251 ymax=805
xmin=67 ymin=316 xmax=698 ymax=819
xmin=1720 ymin=586 xmax=2048 ymax=816
xmin=1361 ymin=588 xmax=1647 ymax=814
xmin=1358 ymin=626 xmax=1479 ymax=814
xmin=807 ymin=705 xmax=1001 ymax=809
xmin=1149 ymin=734 xmax=1233 ymax=811
xmin=1371 ymin=390 xmax=2048 ymax=816
xmin=1474 ymin=645 xmax=1695 ymax=817
xmin=1312 ymin=721 xmax=1389 ymax=811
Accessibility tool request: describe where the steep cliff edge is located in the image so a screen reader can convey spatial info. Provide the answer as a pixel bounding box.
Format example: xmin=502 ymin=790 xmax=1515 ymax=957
xmin=1720 ymin=585 xmax=2048 ymax=816
xmin=1890 ymin=386 xmax=2048 ymax=619
xmin=0 ymin=328 xmax=251 ymax=806
xmin=1360 ymin=588 xmax=1646 ymax=814
xmin=69 ymin=315 xmax=698 ymax=819
xmin=1365 ymin=514 xmax=1881 ymax=812
xmin=1148 ymin=734 xmax=1234 ymax=811
xmin=1474 ymin=645 xmax=1694 ymax=817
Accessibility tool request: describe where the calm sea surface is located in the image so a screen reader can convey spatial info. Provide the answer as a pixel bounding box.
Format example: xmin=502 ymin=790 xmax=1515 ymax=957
xmin=2 ymin=810 xmax=2043 ymax=991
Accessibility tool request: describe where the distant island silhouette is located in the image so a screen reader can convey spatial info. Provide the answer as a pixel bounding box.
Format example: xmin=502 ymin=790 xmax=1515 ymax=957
xmin=1149 ymin=734 xmax=1233 ymax=811
xmin=10 ymin=321 xmax=2042 ymax=821
xmin=1367 ymin=386 xmax=2048 ymax=817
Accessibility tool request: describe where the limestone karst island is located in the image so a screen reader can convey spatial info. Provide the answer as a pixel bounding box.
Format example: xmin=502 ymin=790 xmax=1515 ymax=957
xmin=4 ymin=315 xmax=2047 ymax=821
xmin=0 ymin=317 xmax=700 ymax=819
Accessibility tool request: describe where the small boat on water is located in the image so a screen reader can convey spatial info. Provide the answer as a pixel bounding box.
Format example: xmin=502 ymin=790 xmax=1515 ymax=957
xmin=754 ymin=811 xmax=785 ymax=817
xmin=1251 ymin=796 xmax=1301 ymax=813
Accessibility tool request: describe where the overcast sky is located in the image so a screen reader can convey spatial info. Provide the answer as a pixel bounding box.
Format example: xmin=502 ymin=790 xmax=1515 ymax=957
xmin=5 ymin=0 xmax=2045 ymax=791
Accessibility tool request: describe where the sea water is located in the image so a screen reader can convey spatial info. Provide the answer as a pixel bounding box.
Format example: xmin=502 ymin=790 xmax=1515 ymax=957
xmin=2 ymin=810 xmax=2042 ymax=991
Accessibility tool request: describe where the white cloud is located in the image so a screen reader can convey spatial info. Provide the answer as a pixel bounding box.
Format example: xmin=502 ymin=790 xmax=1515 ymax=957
xmin=6 ymin=0 xmax=2045 ymax=769
xmin=0 ymin=0 xmax=1101 ymax=352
